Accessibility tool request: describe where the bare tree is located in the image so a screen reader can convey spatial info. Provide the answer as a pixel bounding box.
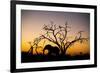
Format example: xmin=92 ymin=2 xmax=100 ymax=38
xmin=28 ymin=37 xmax=42 ymax=55
xmin=40 ymin=21 xmax=88 ymax=55
xmin=27 ymin=41 xmax=34 ymax=55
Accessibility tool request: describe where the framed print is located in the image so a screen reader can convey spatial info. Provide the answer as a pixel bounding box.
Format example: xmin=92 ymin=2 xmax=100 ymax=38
xmin=10 ymin=0 xmax=97 ymax=72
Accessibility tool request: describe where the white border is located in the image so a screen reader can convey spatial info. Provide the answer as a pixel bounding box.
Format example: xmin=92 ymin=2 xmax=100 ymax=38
xmin=16 ymin=4 xmax=94 ymax=69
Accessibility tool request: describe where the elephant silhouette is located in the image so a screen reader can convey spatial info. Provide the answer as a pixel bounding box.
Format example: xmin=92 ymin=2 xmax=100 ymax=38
xmin=43 ymin=44 xmax=60 ymax=56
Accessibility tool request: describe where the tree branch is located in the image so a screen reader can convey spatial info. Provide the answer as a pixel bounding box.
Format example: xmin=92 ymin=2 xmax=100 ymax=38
xmin=65 ymin=37 xmax=88 ymax=52
xmin=41 ymin=34 xmax=61 ymax=48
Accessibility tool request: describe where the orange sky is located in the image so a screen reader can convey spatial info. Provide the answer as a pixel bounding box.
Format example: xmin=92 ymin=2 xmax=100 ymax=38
xmin=21 ymin=10 xmax=90 ymax=56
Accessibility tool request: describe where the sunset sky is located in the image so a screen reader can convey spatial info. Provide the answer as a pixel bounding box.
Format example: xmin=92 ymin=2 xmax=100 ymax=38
xmin=21 ymin=10 xmax=90 ymax=56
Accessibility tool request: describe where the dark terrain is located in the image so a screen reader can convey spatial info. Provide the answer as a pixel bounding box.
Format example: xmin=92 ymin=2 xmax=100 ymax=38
xmin=21 ymin=52 xmax=90 ymax=63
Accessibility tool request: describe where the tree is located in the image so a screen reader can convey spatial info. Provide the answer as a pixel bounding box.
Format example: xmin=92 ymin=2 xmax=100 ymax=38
xmin=40 ymin=21 xmax=88 ymax=55
xmin=28 ymin=37 xmax=43 ymax=55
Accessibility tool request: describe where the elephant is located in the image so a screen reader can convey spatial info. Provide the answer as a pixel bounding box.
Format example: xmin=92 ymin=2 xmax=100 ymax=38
xmin=43 ymin=44 xmax=60 ymax=56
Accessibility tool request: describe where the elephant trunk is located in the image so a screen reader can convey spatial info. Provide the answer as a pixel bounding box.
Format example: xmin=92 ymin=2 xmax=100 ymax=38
xmin=43 ymin=48 xmax=45 ymax=55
